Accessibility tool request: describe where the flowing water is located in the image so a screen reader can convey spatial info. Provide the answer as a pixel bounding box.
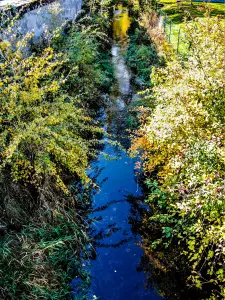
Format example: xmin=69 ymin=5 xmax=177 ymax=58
xmin=113 ymin=4 xmax=130 ymax=43
xmin=82 ymin=5 xmax=162 ymax=300
xmin=2 ymin=1 xmax=163 ymax=298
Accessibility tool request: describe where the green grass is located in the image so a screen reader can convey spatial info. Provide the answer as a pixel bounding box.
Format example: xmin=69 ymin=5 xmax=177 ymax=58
xmin=156 ymin=0 xmax=225 ymax=55
xmin=164 ymin=21 xmax=189 ymax=54
xmin=158 ymin=0 xmax=225 ymax=24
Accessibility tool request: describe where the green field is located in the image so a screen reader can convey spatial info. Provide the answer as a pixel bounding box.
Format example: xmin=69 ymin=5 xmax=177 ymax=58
xmin=156 ymin=0 xmax=225 ymax=54
xmin=158 ymin=0 xmax=225 ymax=23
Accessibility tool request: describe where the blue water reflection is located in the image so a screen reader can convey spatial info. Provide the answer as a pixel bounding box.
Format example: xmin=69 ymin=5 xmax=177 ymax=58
xmin=87 ymin=142 xmax=162 ymax=299
xmin=82 ymin=42 xmax=163 ymax=300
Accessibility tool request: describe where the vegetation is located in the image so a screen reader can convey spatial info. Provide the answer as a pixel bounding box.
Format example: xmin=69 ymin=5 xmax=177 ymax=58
xmin=0 ymin=216 xmax=91 ymax=299
xmin=157 ymin=0 xmax=225 ymax=24
xmin=130 ymin=14 xmax=225 ymax=299
xmin=1 ymin=0 xmax=225 ymax=298
xmin=156 ymin=0 xmax=225 ymax=55
xmin=0 ymin=2 xmax=114 ymax=298
xmin=125 ymin=26 xmax=160 ymax=86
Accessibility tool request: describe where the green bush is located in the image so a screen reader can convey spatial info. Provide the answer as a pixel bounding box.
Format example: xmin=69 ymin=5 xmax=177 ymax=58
xmin=126 ymin=28 xmax=159 ymax=85
xmin=0 ymin=3 xmax=114 ymax=298
xmin=131 ymin=16 xmax=225 ymax=298
xmin=0 ymin=214 xmax=91 ymax=299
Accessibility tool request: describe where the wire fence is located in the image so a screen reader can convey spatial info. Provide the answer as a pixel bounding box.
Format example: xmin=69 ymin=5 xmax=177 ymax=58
xmin=155 ymin=3 xmax=189 ymax=55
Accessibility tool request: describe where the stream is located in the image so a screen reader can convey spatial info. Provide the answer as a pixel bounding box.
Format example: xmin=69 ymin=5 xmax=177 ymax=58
xmin=2 ymin=1 xmax=163 ymax=299
xmin=84 ymin=43 xmax=161 ymax=299
xmin=81 ymin=6 xmax=162 ymax=300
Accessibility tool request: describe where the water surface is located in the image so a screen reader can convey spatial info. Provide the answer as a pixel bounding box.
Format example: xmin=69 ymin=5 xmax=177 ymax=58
xmin=113 ymin=4 xmax=130 ymax=43
xmin=84 ymin=7 xmax=162 ymax=299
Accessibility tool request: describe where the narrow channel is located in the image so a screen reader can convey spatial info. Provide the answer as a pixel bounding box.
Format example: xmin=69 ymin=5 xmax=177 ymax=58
xmin=85 ymin=5 xmax=162 ymax=300
xmin=2 ymin=1 xmax=162 ymax=298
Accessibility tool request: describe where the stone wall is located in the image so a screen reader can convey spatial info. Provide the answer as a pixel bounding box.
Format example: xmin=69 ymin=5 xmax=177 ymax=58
xmin=0 ymin=0 xmax=56 ymax=27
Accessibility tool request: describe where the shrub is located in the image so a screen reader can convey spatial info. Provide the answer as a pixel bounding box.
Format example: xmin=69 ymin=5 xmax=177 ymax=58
xmin=0 ymin=5 xmax=113 ymax=298
xmin=131 ymin=16 xmax=225 ymax=298
xmin=126 ymin=27 xmax=159 ymax=85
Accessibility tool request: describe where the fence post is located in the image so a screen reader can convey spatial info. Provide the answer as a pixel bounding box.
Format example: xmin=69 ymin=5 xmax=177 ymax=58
xmin=169 ymin=20 xmax=172 ymax=43
xmin=177 ymin=28 xmax=181 ymax=54
xmin=163 ymin=15 xmax=166 ymax=33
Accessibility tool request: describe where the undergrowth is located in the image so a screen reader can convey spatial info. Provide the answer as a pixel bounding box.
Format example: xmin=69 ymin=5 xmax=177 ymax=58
xmin=0 ymin=0 xmax=115 ymax=298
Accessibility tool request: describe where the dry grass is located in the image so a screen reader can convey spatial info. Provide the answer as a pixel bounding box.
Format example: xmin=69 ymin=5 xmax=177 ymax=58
xmin=140 ymin=9 xmax=175 ymax=58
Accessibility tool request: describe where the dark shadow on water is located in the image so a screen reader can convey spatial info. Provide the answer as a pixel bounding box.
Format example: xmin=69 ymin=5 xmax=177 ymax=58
xmin=72 ymin=21 xmax=162 ymax=299
xmin=82 ymin=134 xmax=163 ymax=300
xmin=126 ymin=194 xmax=214 ymax=300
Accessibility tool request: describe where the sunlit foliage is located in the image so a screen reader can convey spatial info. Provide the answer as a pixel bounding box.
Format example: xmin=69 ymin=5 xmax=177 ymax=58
xmin=0 ymin=17 xmax=113 ymax=223
xmin=131 ymin=16 xmax=225 ymax=298
xmin=0 ymin=2 xmax=114 ymax=297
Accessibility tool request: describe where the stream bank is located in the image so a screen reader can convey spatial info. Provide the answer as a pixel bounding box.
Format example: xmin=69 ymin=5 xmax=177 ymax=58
xmin=0 ymin=1 xmax=114 ymax=299
xmin=78 ymin=5 xmax=162 ymax=300
xmin=125 ymin=1 xmax=225 ymax=299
